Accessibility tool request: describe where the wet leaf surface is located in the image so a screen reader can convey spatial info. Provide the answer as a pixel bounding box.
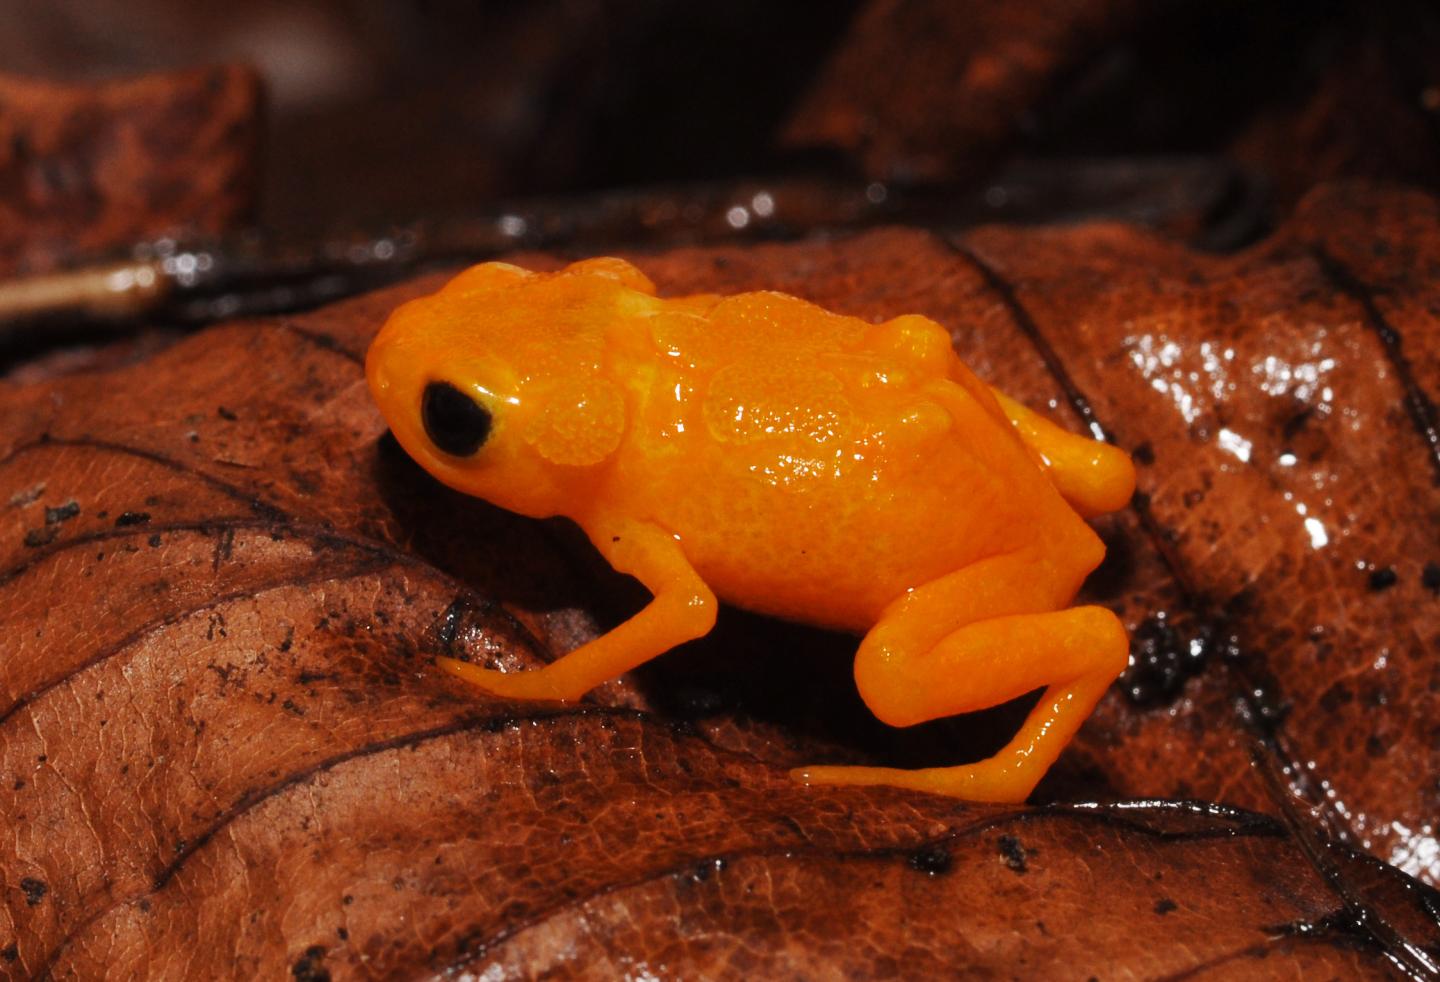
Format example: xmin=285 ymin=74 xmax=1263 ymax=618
xmin=3 ymin=184 xmax=1440 ymax=977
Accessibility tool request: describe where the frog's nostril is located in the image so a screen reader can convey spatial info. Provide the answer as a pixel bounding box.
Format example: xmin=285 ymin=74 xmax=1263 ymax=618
xmin=421 ymin=381 xmax=493 ymax=456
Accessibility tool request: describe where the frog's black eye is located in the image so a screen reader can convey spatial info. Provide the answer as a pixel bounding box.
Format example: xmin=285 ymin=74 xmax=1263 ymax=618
xmin=421 ymin=381 xmax=492 ymax=457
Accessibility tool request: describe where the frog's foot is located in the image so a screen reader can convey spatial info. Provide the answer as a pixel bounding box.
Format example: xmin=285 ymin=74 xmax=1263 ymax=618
xmin=437 ymin=656 xmax=583 ymax=702
xmin=791 ymin=759 xmax=1023 ymax=804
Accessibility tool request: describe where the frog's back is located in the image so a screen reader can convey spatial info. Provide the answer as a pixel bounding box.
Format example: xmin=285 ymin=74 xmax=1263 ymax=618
xmin=618 ymin=289 xmax=1094 ymax=631
xmin=649 ymin=291 xmax=868 ymax=370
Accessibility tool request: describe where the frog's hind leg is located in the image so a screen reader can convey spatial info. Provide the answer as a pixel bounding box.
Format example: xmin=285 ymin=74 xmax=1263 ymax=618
xmin=793 ymin=549 xmax=1128 ymax=803
xmin=988 ymin=387 xmax=1135 ymax=519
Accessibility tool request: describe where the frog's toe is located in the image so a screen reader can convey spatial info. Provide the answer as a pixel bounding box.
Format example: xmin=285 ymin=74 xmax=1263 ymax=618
xmin=437 ymin=656 xmax=578 ymax=702
xmin=791 ymin=761 xmax=1030 ymax=803
xmin=791 ymin=764 xmax=910 ymax=789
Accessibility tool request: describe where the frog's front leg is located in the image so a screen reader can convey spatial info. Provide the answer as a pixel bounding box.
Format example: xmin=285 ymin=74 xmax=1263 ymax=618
xmin=794 ymin=549 xmax=1127 ymax=803
xmin=440 ymin=519 xmax=716 ymax=701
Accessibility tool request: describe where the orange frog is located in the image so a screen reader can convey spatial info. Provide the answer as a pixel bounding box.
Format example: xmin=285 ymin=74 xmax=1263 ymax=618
xmin=366 ymin=257 xmax=1135 ymax=803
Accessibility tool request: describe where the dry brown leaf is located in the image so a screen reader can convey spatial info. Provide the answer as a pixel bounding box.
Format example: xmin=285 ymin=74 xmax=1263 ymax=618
xmin=784 ymin=0 xmax=1440 ymax=209
xmin=0 ymin=66 xmax=261 ymax=276
xmin=3 ymin=183 xmax=1440 ymax=977
xmin=781 ymin=0 xmax=1147 ymax=181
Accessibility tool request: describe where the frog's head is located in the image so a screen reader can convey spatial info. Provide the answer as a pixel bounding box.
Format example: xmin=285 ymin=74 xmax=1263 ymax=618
xmin=366 ymin=257 xmax=658 ymax=519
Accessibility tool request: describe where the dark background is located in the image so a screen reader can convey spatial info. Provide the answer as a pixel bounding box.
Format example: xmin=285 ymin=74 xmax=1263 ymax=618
xmin=5 ymin=0 xmax=1438 ymax=242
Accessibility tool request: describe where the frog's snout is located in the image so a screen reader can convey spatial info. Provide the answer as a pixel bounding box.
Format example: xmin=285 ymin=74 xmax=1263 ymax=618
xmin=367 ymin=362 xmax=390 ymax=396
xmin=365 ymin=331 xmax=403 ymax=411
